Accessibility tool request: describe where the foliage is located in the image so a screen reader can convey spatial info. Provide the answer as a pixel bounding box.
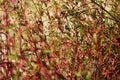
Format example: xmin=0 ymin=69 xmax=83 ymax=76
xmin=0 ymin=0 xmax=120 ymax=80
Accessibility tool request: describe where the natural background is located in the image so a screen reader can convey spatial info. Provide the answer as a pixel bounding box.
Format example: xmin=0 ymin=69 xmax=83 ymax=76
xmin=0 ymin=0 xmax=120 ymax=80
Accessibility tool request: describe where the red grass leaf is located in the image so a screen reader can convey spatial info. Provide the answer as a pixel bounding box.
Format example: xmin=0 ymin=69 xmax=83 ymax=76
xmin=17 ymin=28 xmax=22 ymax=39
xmin=11 ymin=0 xmax=16 ymax=4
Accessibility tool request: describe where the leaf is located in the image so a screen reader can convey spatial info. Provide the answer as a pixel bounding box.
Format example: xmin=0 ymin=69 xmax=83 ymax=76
xmin=43 ymin=49 xmax=51 ymax=54
xmin=17 ymin=28 xmax=23 ymax=39
xmin=93 ymin=33 xmax=97 ymax=42
xmin=56 ymin=58 xmax=59 ymax=63
xmin=11 ymin=74 xmax=15 ymax=80
xmin=86 ymin=71 xmax=91 ymax=79
xmin=26 ymin=62 xmax=32 ymax=69
xmin=41 ymin=77 xmax=45 ymax=80
xmin=81 ymin=70 xmax=87 ymax=78
xmin=102 ymin=71 xmax=110 ymax=76
xmin=22 ymin=45 xmax=29 ymax=51
xmin=11 ymin=0 xmax=16 ymax=4
xmin=64 ymin=31 xmax=70 ymax=36
xmin=105 ymin=18 xmax=108 ymax=26
xmin=33 ymin=36 xmax=39 ymax=42
xmin=7 ymin=54 xmax=18 ymax=60
xmin=7 ymin=24 xmax=16 ymax=30
xmin=75 ymin=71 xmax=81 ymax=77
xmin=25 ymin=53 xmax=31 ymax=58
xmin=51 ymin=52 xmax=57 ymax=58
xmin=55 ymin=5 xmax=60 ymax=18
xmin=35 ymin=67 xmax=39 ymax=71
xmin=77 ymin=24 xmax=83 ymax=34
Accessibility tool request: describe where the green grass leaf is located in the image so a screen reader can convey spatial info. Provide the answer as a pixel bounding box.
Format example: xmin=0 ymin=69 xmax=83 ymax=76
xmin=11 ymin=74 xmax=16 ymax=80
xmin=93 ymin=33 xmax=97 ymax=42
xmin=7 ymin=24 xmax=16 ymax=30
xmin=7 ymin=54 xmax=18 ymax=60
xmin=43 ymin=49 xmax=51 ymax=54
xmin=77 ymin=24 xmax=83 ymax=34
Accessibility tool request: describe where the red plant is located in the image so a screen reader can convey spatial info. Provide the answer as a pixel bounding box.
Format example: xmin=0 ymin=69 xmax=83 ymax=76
xmin=0 ymin=0 xmax=120 ymax=80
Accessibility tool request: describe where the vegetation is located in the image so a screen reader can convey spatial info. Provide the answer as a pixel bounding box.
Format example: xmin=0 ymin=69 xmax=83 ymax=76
xmin=0 ymin=0 xmax=120 ymax=79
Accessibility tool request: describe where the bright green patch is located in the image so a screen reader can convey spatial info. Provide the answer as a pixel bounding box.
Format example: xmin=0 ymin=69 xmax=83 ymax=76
xmin=43 ymin=49 xmax=51 ymax=54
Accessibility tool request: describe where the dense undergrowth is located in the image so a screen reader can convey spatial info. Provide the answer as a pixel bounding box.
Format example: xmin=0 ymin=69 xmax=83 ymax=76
xmin=0 ymin=0 xmax=120 ymax=80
